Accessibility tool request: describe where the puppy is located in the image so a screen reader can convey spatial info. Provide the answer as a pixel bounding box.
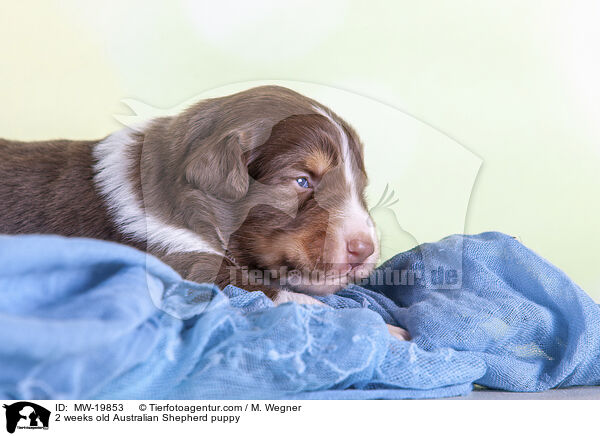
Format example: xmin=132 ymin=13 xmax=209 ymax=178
xmin=0 ymin=86 xmax=408 ymax=340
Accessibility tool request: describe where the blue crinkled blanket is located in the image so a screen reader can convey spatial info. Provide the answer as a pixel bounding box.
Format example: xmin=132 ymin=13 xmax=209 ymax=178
xmin=0 ymin=232 xmax=598 ymax=399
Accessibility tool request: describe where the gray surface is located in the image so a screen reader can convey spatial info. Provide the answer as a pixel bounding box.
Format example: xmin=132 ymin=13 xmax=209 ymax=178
xmin=448 ymin=386 xmax=600 ymax=400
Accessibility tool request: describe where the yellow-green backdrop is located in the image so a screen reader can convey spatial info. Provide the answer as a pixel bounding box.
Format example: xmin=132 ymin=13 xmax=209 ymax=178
xmin=1 ymin=1 xmax=598 ymax=300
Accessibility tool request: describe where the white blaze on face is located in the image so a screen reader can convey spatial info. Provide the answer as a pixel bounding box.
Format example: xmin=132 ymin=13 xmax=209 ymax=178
xmin=313 ymin=105 xmax=356 ymax=193
xmin=343 ymin=192 xmax=379 ymax=261
xmin=313 ymin=105 xmax=380 ymax=274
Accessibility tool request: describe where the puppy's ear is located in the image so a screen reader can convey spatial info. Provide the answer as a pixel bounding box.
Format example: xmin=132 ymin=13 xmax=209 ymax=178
xmin=184 ymin=132 xmax=250 ymax=201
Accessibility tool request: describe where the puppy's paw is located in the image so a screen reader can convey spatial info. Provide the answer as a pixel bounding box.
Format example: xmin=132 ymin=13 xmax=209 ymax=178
xmin=273 ymin=290 xmax=326 ymax=306
xmin=387 ymin=324 xmax=411 ymax=341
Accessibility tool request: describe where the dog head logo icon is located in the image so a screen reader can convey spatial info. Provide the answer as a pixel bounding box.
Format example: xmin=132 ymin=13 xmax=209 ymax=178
xmin=3 ymin=402 xmax=50 ymax=433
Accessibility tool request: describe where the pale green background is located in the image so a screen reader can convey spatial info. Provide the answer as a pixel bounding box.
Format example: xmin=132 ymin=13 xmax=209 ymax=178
xmin=1 ymin=1 xmax=598 ymax=300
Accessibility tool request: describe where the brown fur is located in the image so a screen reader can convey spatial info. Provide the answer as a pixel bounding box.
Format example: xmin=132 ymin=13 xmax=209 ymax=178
xmin=0 ymin=86 xmax=373 ymax=298
xmin=0 ymin=139 xmax=135 ymax=245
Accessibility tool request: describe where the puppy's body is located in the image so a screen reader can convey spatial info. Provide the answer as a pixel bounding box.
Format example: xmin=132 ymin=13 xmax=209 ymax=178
xmin=0 ymin=139 xmax=127 ymax=244
xmin=0 ymin=86 xmax=381 ymax=305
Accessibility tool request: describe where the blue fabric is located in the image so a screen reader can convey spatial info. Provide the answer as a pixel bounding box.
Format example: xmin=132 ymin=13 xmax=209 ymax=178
xmin=0 ymin=232 xmax=598 ymax=400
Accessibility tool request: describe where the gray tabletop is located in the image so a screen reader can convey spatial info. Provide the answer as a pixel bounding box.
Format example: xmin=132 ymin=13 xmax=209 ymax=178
xmin=447 ymin=386 xmax=600 ymax=400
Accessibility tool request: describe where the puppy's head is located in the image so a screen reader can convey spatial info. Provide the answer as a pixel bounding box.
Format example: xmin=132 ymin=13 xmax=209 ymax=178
xmin=182 ymin=86 xmax=378 ymax=295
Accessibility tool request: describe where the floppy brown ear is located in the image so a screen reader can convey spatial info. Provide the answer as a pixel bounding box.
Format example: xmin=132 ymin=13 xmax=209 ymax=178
xmin=184 ymin=132 xmax=250 ymax=201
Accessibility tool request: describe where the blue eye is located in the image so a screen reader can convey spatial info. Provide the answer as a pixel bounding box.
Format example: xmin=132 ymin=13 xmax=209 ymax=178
xmin=296 ymin=177 xmax=311 ymax=189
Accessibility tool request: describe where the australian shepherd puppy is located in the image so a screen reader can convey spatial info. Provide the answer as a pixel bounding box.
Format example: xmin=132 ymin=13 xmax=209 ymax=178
xmin=0 ymin=86 xmax=408 ymax=339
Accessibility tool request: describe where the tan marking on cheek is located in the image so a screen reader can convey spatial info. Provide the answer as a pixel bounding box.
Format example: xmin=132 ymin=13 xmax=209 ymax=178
xmin=264 ymin=211 xmax=330 ymax=271
xmin=268 ymin=233 xmax=310 ymax=268
xmin=254 ymin=237 xmax=284 ymax=266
